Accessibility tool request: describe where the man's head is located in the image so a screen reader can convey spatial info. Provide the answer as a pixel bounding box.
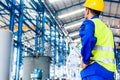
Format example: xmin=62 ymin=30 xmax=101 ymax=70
xmin=83 ymin=0 xmax=104 ymax=19
xmin=84 ymin=8 xmax=101 ymax=19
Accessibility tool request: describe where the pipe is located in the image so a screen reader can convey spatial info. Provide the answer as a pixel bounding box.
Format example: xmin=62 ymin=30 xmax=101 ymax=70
xmin=0 ymin=30 xmax=13 ymax=80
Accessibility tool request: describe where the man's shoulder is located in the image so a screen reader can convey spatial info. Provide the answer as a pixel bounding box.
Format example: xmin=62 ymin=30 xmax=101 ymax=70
xmin=82 ymin=19 xmax=95 ymax=26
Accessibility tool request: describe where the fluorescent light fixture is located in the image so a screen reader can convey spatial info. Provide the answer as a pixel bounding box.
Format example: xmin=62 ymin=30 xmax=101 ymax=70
xmin=58 ymin=8 xmax=85 ymax=19
xmin=65 ymin=22 xmax=82 ymax=30
xmin=49 ymin=0 xmax=59 ymax=3
xmin=69 ymin=32 xmax=79 ymax=37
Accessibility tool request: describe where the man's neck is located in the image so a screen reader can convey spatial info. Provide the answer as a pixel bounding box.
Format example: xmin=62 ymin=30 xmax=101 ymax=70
xmin=88 ymin=14 xmax=94 ymax=19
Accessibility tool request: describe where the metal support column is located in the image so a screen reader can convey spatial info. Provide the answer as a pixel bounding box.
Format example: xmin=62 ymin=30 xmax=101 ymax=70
xmin=49 ymin=23 xmax=52 ymax=54
xmin=35 ymin=15 xmax=39 ymax=52
xmin=58 ymin=34 xmax=61 ymax=66
xmin=59 ymin=35 xmax=62 ymax=64
xmin=54 ymin=24 xmax=57 ymax=65
xmin=49 ymin=23 xmax=55 ymax=79
xmin=15 ymin=0 xmax=24 ymax=80
xmin=9 ymin=0 xmax=15 ymax=31
xmin=41 ymin=8 xmax=45 ymax=56
xmin=68 ymin=43 xmax=70 ymax=54
xmin=62 ymin=35 xmax=65 ymax=64
xmin=53 ymin=24 xmax=57 ymax=79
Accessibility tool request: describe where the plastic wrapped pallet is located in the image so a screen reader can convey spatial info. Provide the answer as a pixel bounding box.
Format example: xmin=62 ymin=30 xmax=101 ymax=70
xmin=66 ymin=47 xmax=81 ymax=80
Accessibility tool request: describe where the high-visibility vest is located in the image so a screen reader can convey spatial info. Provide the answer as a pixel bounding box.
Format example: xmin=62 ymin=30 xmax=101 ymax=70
xmin=90 ymin=18 xmax=116 ymax=72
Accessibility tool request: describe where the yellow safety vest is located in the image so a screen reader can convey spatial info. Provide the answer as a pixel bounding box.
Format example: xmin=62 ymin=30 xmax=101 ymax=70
xmin=90 ymin=18 xmax=116 ymax=72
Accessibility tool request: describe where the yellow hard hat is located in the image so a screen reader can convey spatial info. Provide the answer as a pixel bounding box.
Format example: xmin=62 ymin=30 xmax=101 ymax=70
xmin=83 ymin=0 xmax=104 ymax=12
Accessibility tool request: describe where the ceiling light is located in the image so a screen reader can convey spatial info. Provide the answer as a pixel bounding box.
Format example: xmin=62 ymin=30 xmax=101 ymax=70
xmin=58 ymin=8 xmax=85 ymax=19
xmin=65 ymin=22 xmax=82 ymax=30
xmin=49 ymin=0 xmax=59 ymax=3
xmin=69 ymin=32 xmax=79 ymax=37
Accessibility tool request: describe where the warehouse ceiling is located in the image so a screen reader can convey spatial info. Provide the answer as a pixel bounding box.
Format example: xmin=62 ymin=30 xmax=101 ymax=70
xmin=0 ymin=0 xmax=120 ymax=50
xmin=45 ymin=0 xmax=120 ymax=44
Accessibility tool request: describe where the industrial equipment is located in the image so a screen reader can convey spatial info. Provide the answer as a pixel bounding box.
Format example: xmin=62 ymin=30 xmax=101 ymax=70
xmin=23 ymin=56 xmax=51 ymax=80
xmin=0 ymin=30 xmax=13 ymax=80
xmin=31 ymin=68 xmax=42 ymax=80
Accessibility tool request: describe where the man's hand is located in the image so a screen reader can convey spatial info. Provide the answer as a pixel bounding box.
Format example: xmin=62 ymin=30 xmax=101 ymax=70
xmin=79 ymin=55 xmax=82 ymax=59
xmin=81 ymin=61 xmax=88 ymax=70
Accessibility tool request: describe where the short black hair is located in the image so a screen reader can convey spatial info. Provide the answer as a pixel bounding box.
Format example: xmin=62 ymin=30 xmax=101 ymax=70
xmin=88 ymin=8 xmax=101 ymax=16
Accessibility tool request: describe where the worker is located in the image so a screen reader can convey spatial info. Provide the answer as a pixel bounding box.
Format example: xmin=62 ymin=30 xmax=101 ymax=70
xmin=79 ymin=0 xmax=116 ymax=80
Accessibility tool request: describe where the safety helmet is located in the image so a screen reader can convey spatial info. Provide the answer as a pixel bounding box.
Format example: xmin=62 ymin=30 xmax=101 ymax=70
xmin=83 ymin=0 xmax=104 ymax=12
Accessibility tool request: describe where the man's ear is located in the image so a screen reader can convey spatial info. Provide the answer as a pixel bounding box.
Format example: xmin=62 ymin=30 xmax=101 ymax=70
xmin=86 ymin=8 xmax=89 ymax=15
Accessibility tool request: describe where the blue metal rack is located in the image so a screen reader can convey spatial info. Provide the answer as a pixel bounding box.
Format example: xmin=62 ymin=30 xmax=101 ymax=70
xmin=0 ymin=0 xmax=70 ymax=79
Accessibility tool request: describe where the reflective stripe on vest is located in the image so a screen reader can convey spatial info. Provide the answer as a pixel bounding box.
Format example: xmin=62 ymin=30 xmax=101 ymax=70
xmin=94 ymin=45 xmax=114 ymax=52
xmin=90 ymin=57 xmax=115 ymax=64
xmin=92 ymin=45 xmax=114 ymax=64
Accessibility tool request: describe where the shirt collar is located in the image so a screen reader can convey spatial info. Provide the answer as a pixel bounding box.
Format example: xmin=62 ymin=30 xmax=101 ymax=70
xmin=91 ymin=16 xmax=99 ymax=19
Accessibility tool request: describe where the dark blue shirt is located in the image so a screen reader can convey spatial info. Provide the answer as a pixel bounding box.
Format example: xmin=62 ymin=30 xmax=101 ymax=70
xmin=79 ymin=16 xmax=115 ymax=79
xmin=79 ymin=16 xmax=98 ymax=64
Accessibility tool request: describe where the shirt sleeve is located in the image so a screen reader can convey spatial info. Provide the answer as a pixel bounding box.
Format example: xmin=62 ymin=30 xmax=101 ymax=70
xmin=79 ymin=20 xmax=97 ymax=64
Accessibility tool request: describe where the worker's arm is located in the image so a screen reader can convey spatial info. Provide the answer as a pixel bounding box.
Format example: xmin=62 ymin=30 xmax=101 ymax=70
xmin=79 ymin=20 xmax=97 ymax=69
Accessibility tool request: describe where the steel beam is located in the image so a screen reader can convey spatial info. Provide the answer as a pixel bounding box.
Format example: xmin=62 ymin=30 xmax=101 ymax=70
xmin=54 ymin=24 xmax=57 ymax=64
xmin=14 ymin=40 xmax=34 ymax=54
xmin=105 ymin=0 xmax=120 ymax=3
xmin=50 ymin=23 xmax=52 ymax=55
xmin=68 ymin=43 xmax=70 ymax=54
xmin=102 ymin=13 xmax=120 ymax=19
xmin=9 ymin=0 xmax=15 ymax=31
xmin=15 ymin=0 xmax=24 ymax=79
xmin=58 ymin=34 xmax=61 ymax=65
xmin=0 ymin=1 xmax=36 ymax=33
xmin=0 ymin=1 xmax=10 ymax=10
xmin=35 ymin=15 xmax=40 ymax=51
xmin=62 ymin=35 xmax=65 ymax=64
xmin=42 ymin=0 xmax=67 ymax=36
xmin=41 ymin=8 xmax=45 ymax=56
xmin=22 ymin=37 xmax=35 ymax=42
